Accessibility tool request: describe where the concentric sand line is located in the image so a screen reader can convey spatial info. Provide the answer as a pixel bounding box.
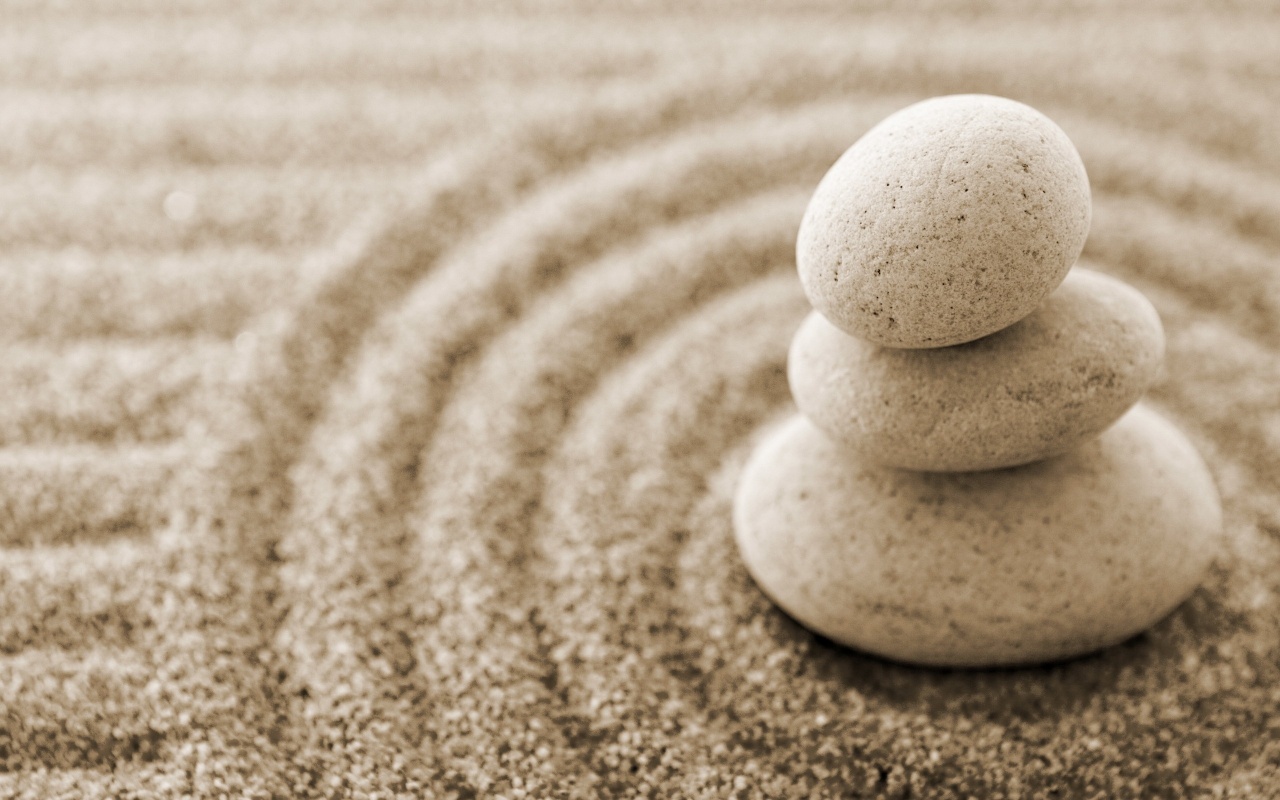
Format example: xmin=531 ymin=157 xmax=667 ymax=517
xmin=0 ymin=340 xmax=231 ymax=445
xmin=227 ymin=35 xmax=1280 ymax=458
xmin=217 ymin=51 xmax=1280 ymax=542
xmin=273 ymin=176 xmax=819 ymax=788
xmin=660 ymin=275 xmax=1280 ymax=795
xmin=1087 ymin=198 xmax=1280 ymax=342
xmin=0 ymin=537 xmax=157 ymax=655
xmin=240 ymin=101 xmax=875 ymax=793
xmin=215 ymin=36 xmax=1280 ymax=523
xmin=238 ymin=70 xmax=1269 ymax=793
xmin=232 ymin=70 xmax=1280 ymax=529
xmin=8 ymin=6 xmax=1280 ymax=794
xmin=7 ymin=71 xmax=870 ymax=793
xmin=527 ymin=263 xmax=1280 ymax=794
xmin=1071 ymin=120 xmax=1280 ymax=246
xmin=0 ymin=443 xmax=187 ymax=547
xmin=532 ymin=277 xmax=805 ymax=792
xmin=0 ymin=86 xmax=487 ymax=168
xmin=7 ymin=13 xmax=1273 ymax=91
xmin=5 ymin=67 xmax=865 ymax=778
xmin=249 ymin=73 xmax=1269 ymax=778
xmin=0 ymin=248 xmax=312 ymax=341
xmin=0 ymin=532 xmax=218 ymax=773
xmin=400 ymin=200 xmax=804 ymax=785
xmin=0 ymin=166 xmax=414 ymax=251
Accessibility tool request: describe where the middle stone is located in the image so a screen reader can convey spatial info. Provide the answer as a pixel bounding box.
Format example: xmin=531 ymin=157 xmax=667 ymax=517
xmin=789 ymin=268 xmax=1164 ymax=471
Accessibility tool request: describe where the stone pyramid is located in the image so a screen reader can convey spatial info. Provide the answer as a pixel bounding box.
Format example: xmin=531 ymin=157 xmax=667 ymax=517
xmin=734 ymin=95 xmax=1223 ymax=668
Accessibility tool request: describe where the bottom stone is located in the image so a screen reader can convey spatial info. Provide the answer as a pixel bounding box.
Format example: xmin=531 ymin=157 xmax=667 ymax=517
xmin=733 ymin=404 xmax=1222 ymax=668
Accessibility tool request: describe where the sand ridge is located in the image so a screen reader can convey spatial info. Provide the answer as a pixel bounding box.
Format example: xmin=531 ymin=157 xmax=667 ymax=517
xmin=1 ymin=3 xmax=1279 ymax=798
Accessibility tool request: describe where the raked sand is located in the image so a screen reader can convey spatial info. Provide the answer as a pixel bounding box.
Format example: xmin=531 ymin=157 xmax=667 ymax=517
xmin=2 ymin=2 xmax=1279 ymax=797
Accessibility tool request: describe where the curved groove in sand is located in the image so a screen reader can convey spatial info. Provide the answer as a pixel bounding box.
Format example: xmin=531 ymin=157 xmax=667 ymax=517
xmin=233 ymin=81 xmax=1280 ymax=506
xmin=207 ymin=57 xmax=1277 ymax=523
xmin=0 ymin=442 xmax=189 ymax=548
xmin=0 ymin=248 xmax=310 ymax=341
xmin=403 ymin=196 xmax=804 ymax=756
xmin=272 ymin=192 xmax=808 ymax=783
xmin=0 ymin=166 xmax=404 ymax=251
xmin=1070 ymin=119 xmax=1280 ymax=247
xmin=263 ymin=68 xmax=1280 ymax=765
xmin=9 ymin=13 xmax=1274 ymax=89
xmin=1087 ymin=197 xmax=1280 ymax=343
xmin=226 ymin=43 xmax=1280 ymax=474
xmin=0 ymin=340 xmax=231 ymax=445
xmin=531 ymin=277 xmax=804 ymax=777
xmin=9 ymin=6 xmax=1280 ymax=793
xmin=0 ymin=537 xmax=157 ymax=655
xmin=0 ymin=645 xmax=171 ymax=770
xmin=249 ymin=92 xmax=1269 ymax=788
xmin=42 ymin=22 xmax=1260 ymax=793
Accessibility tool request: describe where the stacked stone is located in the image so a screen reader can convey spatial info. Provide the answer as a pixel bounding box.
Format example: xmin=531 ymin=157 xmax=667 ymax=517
xmin=734 ymin=95 xmax=1223 ymax=668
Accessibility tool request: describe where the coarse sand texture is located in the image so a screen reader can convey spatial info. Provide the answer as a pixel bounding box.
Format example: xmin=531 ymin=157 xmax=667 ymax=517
xmin=4 ymin=3 xmax=1280 ymax=799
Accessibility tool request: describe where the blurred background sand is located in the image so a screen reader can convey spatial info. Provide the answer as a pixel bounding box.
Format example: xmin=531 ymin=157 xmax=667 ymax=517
xmin=1 ymin=1 xmax=1279 ymax=797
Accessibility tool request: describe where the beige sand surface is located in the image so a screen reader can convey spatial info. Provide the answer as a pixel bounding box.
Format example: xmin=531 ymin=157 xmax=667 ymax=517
xmin=1 ymin=2 xmax=1278 ymax=797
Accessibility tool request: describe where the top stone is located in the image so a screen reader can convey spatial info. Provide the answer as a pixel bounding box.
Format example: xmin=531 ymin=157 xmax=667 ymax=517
xmin=796 ymin=94 xmax=1091 ymax=348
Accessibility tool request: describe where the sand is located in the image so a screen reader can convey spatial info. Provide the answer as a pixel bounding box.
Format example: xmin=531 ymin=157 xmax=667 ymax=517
xmin=1 ymin=2 xmax=1279 ymax=798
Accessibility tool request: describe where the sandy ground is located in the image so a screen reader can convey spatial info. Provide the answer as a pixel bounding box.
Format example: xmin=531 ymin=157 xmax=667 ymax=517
xmin=1 ymin=2 xmax=1279 ymax=797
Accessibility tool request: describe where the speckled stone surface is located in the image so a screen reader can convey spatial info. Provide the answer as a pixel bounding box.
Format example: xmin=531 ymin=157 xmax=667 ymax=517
xmin=734 ymin=405 xmax=1222 ymax=667
xmin=789 ymin=268 xmax=1165 ymax=471
xmin=796 ymin=94 xmax=1091 ymax=348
